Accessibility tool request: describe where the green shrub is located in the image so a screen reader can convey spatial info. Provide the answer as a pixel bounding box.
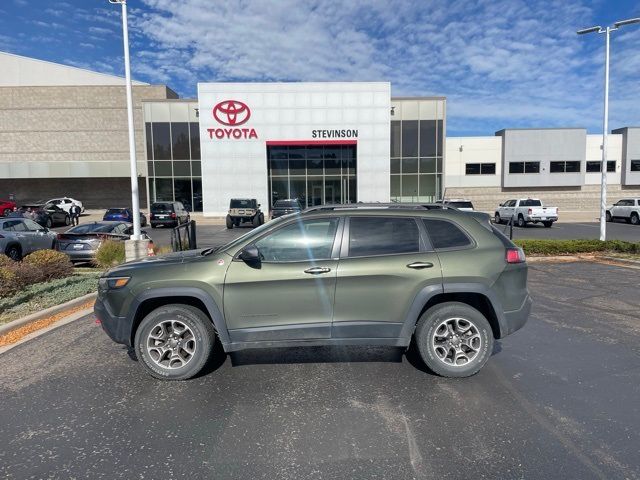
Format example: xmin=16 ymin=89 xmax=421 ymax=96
xmin=515 ymin=239 xmax=640 ymax=256
xmin=23 ymin=249 xmax=73 ymax=281
xmin=94 ymin=239 xmax=126 ymax=268
xmin=0 ymin=267 xmax=19 ymax=297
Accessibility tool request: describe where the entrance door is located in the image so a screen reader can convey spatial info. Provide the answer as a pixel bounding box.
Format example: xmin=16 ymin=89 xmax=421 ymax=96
xmin=223 ymin=217 xmax=342 ymax=342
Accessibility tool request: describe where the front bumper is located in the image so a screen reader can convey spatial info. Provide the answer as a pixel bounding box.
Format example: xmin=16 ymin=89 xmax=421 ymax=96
xmin=501 ymin=294 xmax=532 ymax=336
xmin=94 ymin=296 xmax=132 ymax=346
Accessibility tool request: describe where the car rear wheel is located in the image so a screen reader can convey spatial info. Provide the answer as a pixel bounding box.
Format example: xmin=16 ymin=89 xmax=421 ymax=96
xmin=46 ymin=217 xmax=53 ymax=228
xmin=494 ymin=213 xmax=501 ymax=224
xmin=6 ymin=244 xmax=22 ymax=261
xmin=631 ymin=213 xmax=639 ymax=225
xmin=252 ymin=214 xmax=260 ymax=227
xmin=259 ymin=213 xmax=265 ymax=225
xmin=226 ymin=215 xmax=233 ymax=229
xmin=543 ymin=221 xmax=553 ymax=228
xmin=134 ymin=304 xmax=218 ymax=380
xmin=64 ymin=215 xmax=70 ymax=226
xmin=414 ymin=302 xmax=493 ymax=378
xmin=517 ymin=215 xmax=526 ymax=228
xmin=3 ymin=208 xmax=10 ymax=216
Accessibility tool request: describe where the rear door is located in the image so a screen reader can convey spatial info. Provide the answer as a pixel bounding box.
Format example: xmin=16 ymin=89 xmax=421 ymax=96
xmin=23 ymin=219 xmax=50 ymax=250
xmin=332 ymin=215 xmax=442 ymax=339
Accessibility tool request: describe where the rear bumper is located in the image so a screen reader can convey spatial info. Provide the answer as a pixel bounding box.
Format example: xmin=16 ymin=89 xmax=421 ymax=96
xmin=151 ymin=220 xmax=177 ymax=227
xmin=60 ymin=248 xmax=97 ymax=261
xmin=526 ymin=216 xmax=557 ymax=222
xmin=94 ymin=296 xmax=132 ymax=346
xmin=501 ymin=294 xmax=532 ymax=337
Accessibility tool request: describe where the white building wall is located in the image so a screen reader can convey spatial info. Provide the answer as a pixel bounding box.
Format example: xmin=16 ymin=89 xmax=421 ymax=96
xmin=584 ymin=134 xmax=622 ymax=185
xmin=444 ymin=137 xmax=501 ymax=189
xmin=198 ymin=82 xmax=390 ymax=216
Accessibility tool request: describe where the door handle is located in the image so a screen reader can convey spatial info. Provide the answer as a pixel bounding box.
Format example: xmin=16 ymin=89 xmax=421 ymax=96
xmin=304 ymin=267 xmax=331 ymax=274
xmin=407 ymin=262 xmax=434 ymax=269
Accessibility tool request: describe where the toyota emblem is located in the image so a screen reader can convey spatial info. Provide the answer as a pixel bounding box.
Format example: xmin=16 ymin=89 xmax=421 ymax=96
xmin=212 ymin=100 xmax=251 ymax=126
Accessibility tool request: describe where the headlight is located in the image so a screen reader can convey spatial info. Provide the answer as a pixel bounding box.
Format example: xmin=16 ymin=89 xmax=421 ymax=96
xmin=99 ymin=276 xmax=130 ymax=290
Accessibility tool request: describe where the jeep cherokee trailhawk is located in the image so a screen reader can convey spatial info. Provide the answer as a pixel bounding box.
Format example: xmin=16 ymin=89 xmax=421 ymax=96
xmin=95 ymin=204 xmax=531 ymax=380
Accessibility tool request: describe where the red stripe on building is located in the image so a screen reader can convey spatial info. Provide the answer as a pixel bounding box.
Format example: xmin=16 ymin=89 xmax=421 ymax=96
xmin=265 ymin=140 xmax=357 ymax=146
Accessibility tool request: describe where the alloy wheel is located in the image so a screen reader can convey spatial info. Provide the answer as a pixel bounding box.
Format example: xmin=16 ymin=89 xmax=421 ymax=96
xmin=431 ymin=317 xmax=482 ymax=367
xmin=146 ymin=319 xmax=197 ymax=370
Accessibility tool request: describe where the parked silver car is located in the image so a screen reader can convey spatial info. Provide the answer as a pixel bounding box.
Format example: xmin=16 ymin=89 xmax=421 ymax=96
xmin=1 ymin=217 xmax=57 ymax=260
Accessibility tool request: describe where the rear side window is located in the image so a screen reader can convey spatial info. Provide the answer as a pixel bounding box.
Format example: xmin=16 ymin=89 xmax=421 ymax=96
xmin=422 ymin=219 xmax=472 ymax=249
xmin=348 ymin=217 xmax=420 ymax=257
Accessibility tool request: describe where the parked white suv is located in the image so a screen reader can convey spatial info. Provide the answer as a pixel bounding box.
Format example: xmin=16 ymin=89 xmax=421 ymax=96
xmin=494 ymin=198 xmax=558 ymax=228
xmin=44 ymin=197 xmax=84 ymax=214
xmin=606 ymin=198 xmax=640 ymax=225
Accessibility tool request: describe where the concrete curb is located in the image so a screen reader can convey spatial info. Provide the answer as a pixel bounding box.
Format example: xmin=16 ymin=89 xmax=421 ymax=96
xmin=600 ymin=255 xmax=640 ymax=266
xmin=0 ymin=291 xmax=97 ymax=337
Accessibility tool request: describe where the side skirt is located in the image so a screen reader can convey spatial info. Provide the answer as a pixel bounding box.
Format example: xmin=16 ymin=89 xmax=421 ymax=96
xmin=222 ymin=336 xmax=412 ymax=353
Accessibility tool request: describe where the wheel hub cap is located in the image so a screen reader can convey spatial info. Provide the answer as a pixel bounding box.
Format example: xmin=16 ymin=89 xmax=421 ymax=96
xmin=146 ymin=320 xmax=196 ymax=370
xmin=432 ymin=317 xmax=482 ymax=367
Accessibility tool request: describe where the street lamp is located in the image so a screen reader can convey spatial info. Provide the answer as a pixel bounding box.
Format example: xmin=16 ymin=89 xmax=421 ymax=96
xmin=109 ymin=0 xmax=142 ymax=243
xmin=577 ymin=17 xmax=640 ymax=241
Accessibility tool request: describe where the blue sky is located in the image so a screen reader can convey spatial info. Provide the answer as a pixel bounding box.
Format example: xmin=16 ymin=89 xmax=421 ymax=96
xmin=1 ymin=0 xmax=639 ymax=135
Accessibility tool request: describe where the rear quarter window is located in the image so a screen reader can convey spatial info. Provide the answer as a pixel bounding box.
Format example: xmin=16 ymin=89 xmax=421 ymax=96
xmin=348 ymin=217 xmax=420 ymax=257
xmin=422 ymin=218 xmax=472 ymax=249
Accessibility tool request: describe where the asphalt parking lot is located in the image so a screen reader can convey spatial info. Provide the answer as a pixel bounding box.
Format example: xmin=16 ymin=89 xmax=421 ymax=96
xmin=1 ymin=261 xmax=639 ymax=479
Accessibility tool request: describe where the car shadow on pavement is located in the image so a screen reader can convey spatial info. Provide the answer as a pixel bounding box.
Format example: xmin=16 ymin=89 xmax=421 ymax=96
xmin=404 ymin=339 xmax=503 ymax=375
xmin=229 ymin=345 xmax=404 ymax=367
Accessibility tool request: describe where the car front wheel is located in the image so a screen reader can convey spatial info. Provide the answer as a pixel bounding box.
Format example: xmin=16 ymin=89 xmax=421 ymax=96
xmin=494 ymin=213 xmax=501 ymax=224
xmin=134 ymin=304 xmax=218 ymax=380
xmin=414 ymin=302 xmax=493 ymax=378
xmin=64 ymin=215 xmax=70 ymax=226
xmin=226 ymin=215 xmax=233 ymax=229
xmin=3 ymin=208 xmax=10 ymax=216
xmin=46 ymin=217 xmax=53 ymax=228
xmin=6 ymin=245 xmax=22 ymax=261
xmin=606 ymin=211 xmax=612 ymax=222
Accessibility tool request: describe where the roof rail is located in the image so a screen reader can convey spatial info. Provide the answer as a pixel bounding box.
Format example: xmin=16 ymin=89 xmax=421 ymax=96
xmin=301 ymin=202 xmax=458 ymax=213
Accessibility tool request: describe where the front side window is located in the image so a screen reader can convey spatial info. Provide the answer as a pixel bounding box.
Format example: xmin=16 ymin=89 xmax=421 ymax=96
xmin=254 ymin=217 xmax=339 ymax=262
xmin=348 ymin=217 xmax=420 ymax=257
xmin=423 ymin=219 xmax=472 ymax=249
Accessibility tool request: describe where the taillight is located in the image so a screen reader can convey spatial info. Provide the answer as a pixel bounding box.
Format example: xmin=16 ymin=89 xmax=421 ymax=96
xmin=171 ymin=212 xmax=176 ymax=219
xmin=528 ymin=208 xmax=532 ymax=215
xmin=506 ymin=248 xmax=526 ymax=264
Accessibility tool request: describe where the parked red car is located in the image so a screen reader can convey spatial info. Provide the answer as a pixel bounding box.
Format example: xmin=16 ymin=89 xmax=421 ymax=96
xmin=0 ymin=200 xmax=17 ymax=216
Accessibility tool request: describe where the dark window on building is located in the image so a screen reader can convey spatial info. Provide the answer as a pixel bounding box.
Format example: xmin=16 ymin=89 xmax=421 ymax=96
xmin=402 ymin=120 xmax=419 ymax=157
xmin=551 ymin=161 xmax=581 ymax=173
xmin=152 ymin=122 xmax=171 ymax=160
xmin=189 ymin=122 xmax=200 ymax=160
xmin=525 ymin=162 xmax=540 ymax=173
xmin=436 ymin=120 xmax=443 ymax=157
xmin=145 ymin=123 xmax=153 ymax=160
xmin=419 ymin=120 xmax=437 ymax=157
xmin=466 ymin=163 xmax=481 ymax=175
xmin=348 ymin=217 xmax=420 ymax=257
xmin=631 ymin=160 xmax=640 ymax=172
xmin=154 ymin=161 xmax=172 ymax=177
xmin=391 ymin=121 xmax=401 ymax=158
xmin=420 ymin=158 xmax=436 ymax=174
xmin=423 ymin=219 xmax=472 ymax=249
xmin=402 ymin=158 xmax=419 ymax=174
xmin=390 ymin=158 xmax=401 ymax=174
xmin=509 ymin=162 xmax=524 ymax=174
xmin=466 ymin=163 xmax=496 ymax=175
xmin=191 ymin=161 xmax=201 ymax=176
xmin=173 ymin=161 xmax=191 ymax=176
xmin=586 ymin=161 xmax=600 ymax=172
xmin=171 ymin=122 xmax=190 ymax=160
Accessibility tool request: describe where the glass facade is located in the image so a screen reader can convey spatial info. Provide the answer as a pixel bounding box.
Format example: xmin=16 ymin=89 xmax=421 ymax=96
xmin=390 ymin=119 xmax=443 ymax=203
xmin=145 ymin=121 xmax=202 ymax=212
xmin=267 ymin=144 xmax=357 ymax=209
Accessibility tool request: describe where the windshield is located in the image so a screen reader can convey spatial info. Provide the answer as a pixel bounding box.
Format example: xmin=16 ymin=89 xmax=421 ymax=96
xmin=230 ymin=199 xmax=253 ymax=208
xmin=520 ymin=199 xmax=542 ymax=207
xmin=274 ymin=200 xmax=300 ymax=208
xmin=448 ymin=201 xmax=474 ymax=209
xmin=67 ymin=223 xmax=118 ymax=234
xmin=151 ymin=203 xmax=174 ymax=213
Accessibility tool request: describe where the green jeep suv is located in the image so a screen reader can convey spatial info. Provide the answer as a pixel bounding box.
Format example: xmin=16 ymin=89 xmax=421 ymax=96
xmin=95 ymin=205 xmax=531 ymax=380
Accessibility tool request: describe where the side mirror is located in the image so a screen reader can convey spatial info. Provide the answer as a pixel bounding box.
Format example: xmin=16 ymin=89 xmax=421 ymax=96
xmin=238 ymin=245 xmax=261 ymax=268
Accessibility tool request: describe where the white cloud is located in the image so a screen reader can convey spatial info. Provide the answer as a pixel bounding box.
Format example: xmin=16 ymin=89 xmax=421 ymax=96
xmin=130 ymin=0 xmax=639 ymax=134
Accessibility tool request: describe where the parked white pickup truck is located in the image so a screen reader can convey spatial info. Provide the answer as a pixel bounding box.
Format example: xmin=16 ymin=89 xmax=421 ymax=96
xmin=494 ymin=198 xmax=558 ymax=228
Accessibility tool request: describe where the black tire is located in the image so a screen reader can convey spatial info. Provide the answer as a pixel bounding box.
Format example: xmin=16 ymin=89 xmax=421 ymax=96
xmin=226 ymin=215 xmax=234 ymax=229
xmin=631 ymin=213 xmax=639 ymax=225
xmin=46 ymin=217 xmax=53 ymax=228
xmin=151 ymin=224 xmax=156 ymax=229
xmin=605 ymin=211 xmax=612 ymax=222
xmin=494 ymin=213 xmax=501 ymax=224
xmin=6 ymin=244 xmax=22 ymax=261
xmin=252 ymin=214 xmax=260 ymax=227
xmin=3 ymin=208 xmax=10 ymax=216
xmin=543 ymin=221 xmax=553 ymax=228
xmin=259 ymin=213 xmax=265 ymax=225
xmin=517 ymin=215 xmax=526 ymax=228
xmin=134 ymin=304 xmax=218 ymax=380
xmin=64 ymin=215 xmax=70 ymax=226
xmin=414 ymin=302 xmax=494 ymax=378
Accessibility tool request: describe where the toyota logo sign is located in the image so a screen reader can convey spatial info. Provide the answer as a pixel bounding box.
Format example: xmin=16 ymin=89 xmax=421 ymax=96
xmin=212 ymin=100 xmax=251 ymax=126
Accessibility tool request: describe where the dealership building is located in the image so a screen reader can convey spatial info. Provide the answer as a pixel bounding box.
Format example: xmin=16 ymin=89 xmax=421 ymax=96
xmin=2 ymin=51 xmax=639 ymax=215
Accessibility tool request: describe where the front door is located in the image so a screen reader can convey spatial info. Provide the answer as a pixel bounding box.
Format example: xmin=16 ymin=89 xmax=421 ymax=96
xmin=224 ymin=216 xmax=342 ymax=343
xmin=332 ymin=216 xmax=442 ymax=339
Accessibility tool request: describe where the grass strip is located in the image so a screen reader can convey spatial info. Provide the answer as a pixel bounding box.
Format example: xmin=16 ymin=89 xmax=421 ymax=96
xmin=515 ymin=239 xmax=640 ymax=256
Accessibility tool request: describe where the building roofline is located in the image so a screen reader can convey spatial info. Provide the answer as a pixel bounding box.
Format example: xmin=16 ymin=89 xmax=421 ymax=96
xmin=495 ymin=127 xmax=586 ymax=135
xmin=391 ymin=96 xmax=446 ymax=101
xmin=141 ymin=98 xmax=197 ymax=103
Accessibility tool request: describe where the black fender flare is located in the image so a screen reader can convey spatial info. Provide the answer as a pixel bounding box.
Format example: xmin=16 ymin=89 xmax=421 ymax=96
xmin=127 ymin=287 xmax=230 ymax=346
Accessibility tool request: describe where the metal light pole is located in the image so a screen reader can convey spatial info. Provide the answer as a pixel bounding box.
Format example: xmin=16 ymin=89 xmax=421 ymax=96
xmin=110 ymin=0 xmax=142 ymax=241
xmin=577 ymin=18 xmax=640 ymax=241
